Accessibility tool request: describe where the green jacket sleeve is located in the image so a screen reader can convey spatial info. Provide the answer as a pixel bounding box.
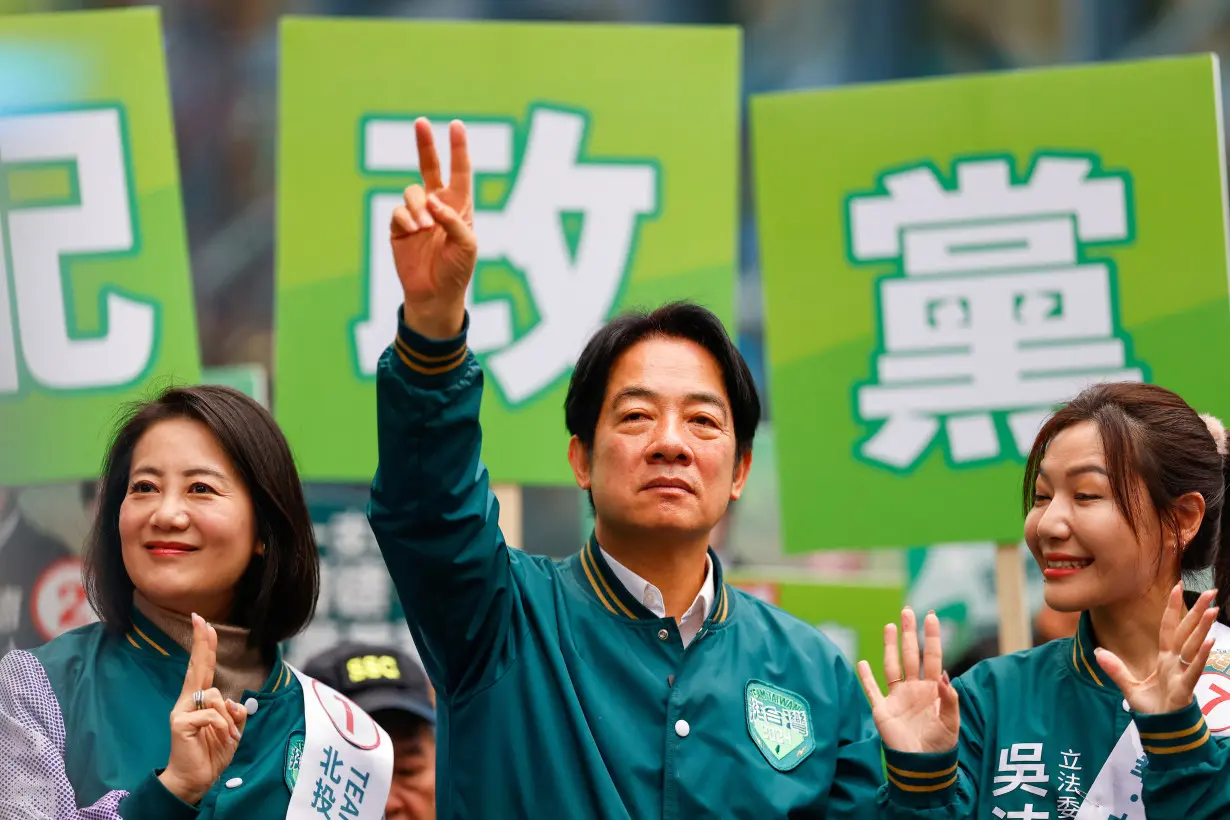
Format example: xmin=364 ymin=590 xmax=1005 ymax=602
xmin=367 ymin=310 xmax=521 ymax=700
xmin=1139 ymin=700 xmax=1230 ymax=819
xmin=824 ymin=654 xmax=891 ymax=819
xmin=875 ymin=676 xmax=981 ymax=818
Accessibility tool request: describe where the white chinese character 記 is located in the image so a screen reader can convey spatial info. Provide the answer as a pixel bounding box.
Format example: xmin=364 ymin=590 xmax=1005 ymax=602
xmin=848 ymin=155 xmax=1146 ymax=471
xmin=992 ymin=806 xmax=1050 ymax=820
xmin=992 ymin=743 xmax=1049 ymax=797
xmin=331 ymin=562 xmax=392 ymax=621
xmin=354 ymin=106 xmax=660 ymax=406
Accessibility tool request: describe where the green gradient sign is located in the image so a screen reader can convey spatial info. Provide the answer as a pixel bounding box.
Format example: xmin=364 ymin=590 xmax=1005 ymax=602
xmin=0 ymin=8 xmax=200 ymax=486
xmin=752 ymin=55 xmax=1230 ymax=550
xmin=276 ymin=18 xmax=740 ymax=484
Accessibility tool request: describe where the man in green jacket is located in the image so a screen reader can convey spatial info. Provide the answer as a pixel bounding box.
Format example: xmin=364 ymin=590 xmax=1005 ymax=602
xmin=367 ymin=117 xmax=884 ymax=818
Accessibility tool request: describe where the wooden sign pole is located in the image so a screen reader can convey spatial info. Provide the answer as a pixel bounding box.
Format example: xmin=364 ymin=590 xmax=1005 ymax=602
xmin=493 ymin=483 xmax=524 ymax=549
xmin=995 ymin=542 xmax=1032 ymax=655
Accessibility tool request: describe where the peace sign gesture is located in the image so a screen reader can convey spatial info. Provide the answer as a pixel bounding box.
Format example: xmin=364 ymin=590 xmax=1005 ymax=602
xmin=390 ymin=118 xmax=477 ymax=341
xmin=157 ymin=613 xmax=249 ymax=805
xmin=858 ymin=608 xmax=960 ymax=754
xmin=1096 ymin=583 xmax=1219 ymax=716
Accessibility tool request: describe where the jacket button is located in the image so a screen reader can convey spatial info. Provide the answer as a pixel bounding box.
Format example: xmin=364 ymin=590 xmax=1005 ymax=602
xmin=244 ymin=697 xmax=259 ymax=715
xmin=225 ymin=777 xmax=243 ymax=789
xmin=657 ymin=629 xmax=669 ymax=641
xmin=675 ymin=719 xmax=690 ymax=738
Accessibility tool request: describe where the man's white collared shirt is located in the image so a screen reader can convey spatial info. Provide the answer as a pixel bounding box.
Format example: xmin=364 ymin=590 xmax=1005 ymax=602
xmin=600 ymin=548 xmax=714 ymax=647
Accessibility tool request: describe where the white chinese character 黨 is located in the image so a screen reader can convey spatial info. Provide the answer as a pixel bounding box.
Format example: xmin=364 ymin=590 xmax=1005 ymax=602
xmin=354 ymin=107 xmax=659 ymax=406
xmin=848 ymin=156 xmax=1145 ymax=471
xmin=992 ymin=743 xmax=1049 ymax=798
xmin=328 ymin=512 xmax=377 ymax=560
xmin=991 ymin=805 xmax=1051 ymax=820
xmin=331 ymin=562 xmax=392 ymax=621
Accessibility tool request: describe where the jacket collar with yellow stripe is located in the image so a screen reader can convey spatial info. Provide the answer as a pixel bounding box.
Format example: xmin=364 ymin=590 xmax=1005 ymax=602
xmin=123 ymin=606 xmax=296 ymax=695
xmin=1066 ymin=610 xmax=1123 ymax=694
xmin=567 ymin=532 xmax=737 ymax=628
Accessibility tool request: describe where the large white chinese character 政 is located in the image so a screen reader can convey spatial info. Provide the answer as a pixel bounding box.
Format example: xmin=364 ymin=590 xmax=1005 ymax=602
xmin=354 ymin=105 xmax=659 ymax=405
xmin=848 ymin=155 xmax=1146 ymax=471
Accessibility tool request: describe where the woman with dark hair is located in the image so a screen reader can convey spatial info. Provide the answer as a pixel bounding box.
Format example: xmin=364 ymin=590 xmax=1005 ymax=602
xmin=861 ymin=382 xmax=1230 ymax=819
xmin=0 ymin=385 xmax=392 ymax=819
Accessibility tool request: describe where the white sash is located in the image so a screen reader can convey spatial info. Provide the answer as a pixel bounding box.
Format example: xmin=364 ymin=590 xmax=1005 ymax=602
xmin=285 ymin=664 xmax=393 ymax=820
xmin=1075 ymin=621 xmax=1230 ymax=819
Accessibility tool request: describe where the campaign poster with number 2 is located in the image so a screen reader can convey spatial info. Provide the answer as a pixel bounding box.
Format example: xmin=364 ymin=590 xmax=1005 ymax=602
xmin=0 ymin=8 xmax=201 ymax=486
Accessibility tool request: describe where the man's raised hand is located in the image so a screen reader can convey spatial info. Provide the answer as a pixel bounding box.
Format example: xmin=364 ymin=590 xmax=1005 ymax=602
xmin=390 ymin=118 xmax=477 ymax=340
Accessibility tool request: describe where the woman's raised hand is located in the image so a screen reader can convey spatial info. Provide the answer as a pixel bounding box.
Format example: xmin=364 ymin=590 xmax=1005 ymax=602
xmin=858 ymin=607 xmax=960 ymax=754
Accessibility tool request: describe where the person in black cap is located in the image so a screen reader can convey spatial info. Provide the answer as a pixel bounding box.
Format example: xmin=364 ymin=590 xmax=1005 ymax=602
xmin=305 ymin=642 xmax=437 ymax=820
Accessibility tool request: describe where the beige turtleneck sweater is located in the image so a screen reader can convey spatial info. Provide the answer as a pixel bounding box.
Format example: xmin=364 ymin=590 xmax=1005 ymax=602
xmin=133 ymin=591 xmax=272 ymax=702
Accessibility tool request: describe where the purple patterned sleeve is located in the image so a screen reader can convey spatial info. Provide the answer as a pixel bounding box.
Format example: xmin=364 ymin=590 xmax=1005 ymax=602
xmin=0 ymin=649 xmax=126 ymax=820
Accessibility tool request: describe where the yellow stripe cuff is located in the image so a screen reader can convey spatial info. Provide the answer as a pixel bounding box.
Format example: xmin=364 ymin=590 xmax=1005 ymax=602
xmin=1144 ymin=724 xmax=1211 ymax=755
xmin=886 ymin=761 xmax=959 ymax=780
xmin=887 ymin=772 xmax=958 ymax=793
xmin=1140 ymin=719 xmax=1206 ymax=741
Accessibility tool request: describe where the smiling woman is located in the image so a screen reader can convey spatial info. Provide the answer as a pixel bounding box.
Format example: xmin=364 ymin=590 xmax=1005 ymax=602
xmin=0 ymin=385 xmax=393 ymax=819
xmin=862 ymin=382 xmax=1230 ymax=820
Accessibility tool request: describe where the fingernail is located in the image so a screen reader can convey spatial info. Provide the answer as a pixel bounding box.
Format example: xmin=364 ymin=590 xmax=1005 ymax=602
xmin=420 ymin=213 xmax=434 ymax=227
xmin=927 ymin=610 xmax=936 ymax=616
xmin=941 ymin=670 xmax=950 ymax=686
xmin=231 ymin=727 xmax=242 ymax=742
xmin=428 ymin=193 xmax=442 ymax=209
xmin=191 ymin=612 xmax=200 ymax=627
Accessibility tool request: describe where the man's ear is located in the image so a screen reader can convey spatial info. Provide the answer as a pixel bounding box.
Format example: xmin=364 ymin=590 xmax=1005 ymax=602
xmin=568 ymin=436 xmax=592 ymax=491
xmin=729 ymin=448 xmax=752 ymax=501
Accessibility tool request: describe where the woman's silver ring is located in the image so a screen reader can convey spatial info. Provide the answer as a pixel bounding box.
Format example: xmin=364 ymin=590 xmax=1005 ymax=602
xmin=1179 ymin=656 xmax=1193 ymax=667
xmin=193 ymin=689 xmax=205 ymax=710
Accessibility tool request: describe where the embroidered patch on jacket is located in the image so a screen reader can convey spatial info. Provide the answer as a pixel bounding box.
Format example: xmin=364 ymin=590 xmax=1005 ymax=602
xmin=745 ymin=680 xmax=815 ymax=771
xmin=285 ymin=731 xmax=305 ymax=792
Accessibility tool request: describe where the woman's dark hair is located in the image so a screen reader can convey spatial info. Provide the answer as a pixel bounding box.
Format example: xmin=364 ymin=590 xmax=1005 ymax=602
xmin=1022 ymin=382 xmax=1229 ymax=613
xmin=84 ymin=384 xmax=319 ymax=652
xmin=564 ymin=301 xmax=761 ymax=461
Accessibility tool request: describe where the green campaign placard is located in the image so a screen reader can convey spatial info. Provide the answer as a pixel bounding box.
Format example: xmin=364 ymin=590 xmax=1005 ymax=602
xmin=0 ymin=8 xmax=200 ymax=486
xmin=751 ymin=55 xmax=1230 ymax=551
xmin=276 ymin=18 xmax=740 ymax=484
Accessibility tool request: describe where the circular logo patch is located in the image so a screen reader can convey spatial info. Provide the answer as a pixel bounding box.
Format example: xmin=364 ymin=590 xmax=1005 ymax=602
xmin=31 ymin=558 xmax=94 ymax=641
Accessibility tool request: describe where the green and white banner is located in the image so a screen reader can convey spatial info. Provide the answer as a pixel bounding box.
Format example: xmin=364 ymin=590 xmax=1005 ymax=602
xmin=751 ymin=55 xmax=1230 ymax=551
xmin=275 ymin=18 xmax=741 ymax=484
xmin=0 ymin=8 xmax=200 ymax=486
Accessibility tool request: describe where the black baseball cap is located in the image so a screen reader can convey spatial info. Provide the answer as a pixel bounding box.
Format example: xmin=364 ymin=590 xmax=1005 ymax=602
xmin=304 ymin=642 xmax=435 ymax=726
